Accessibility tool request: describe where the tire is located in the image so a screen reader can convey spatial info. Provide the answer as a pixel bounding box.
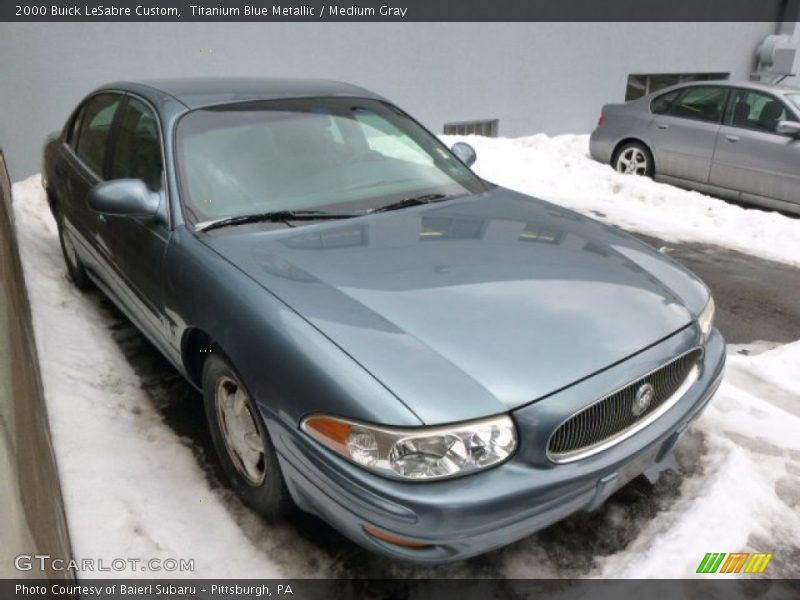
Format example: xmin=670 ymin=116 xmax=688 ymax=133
xmin=613 ymin=142 xmax=654 ymax=177
xmin=57 ymin=213 xmax=92 ymax=290
xmin=202 ymin=351 xmax=293 ymax=519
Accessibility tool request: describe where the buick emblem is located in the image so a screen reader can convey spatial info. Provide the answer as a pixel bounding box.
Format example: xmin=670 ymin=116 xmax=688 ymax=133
xmin=633 ymin=383 xmax=654 ymax=417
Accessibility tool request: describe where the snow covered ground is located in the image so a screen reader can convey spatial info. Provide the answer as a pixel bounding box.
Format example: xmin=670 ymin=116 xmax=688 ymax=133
xmin=444 ymin=134 xmax=800 ymax=268
xmin=10 ymin=134 xmax=800 ymax=578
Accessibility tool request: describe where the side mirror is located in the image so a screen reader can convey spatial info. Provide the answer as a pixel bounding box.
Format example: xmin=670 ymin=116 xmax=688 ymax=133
xmin=451 ymin=142 xmax=477 ymax=167
xmin=88 ymin=179 xmax=160 ymax=218
xmin=776 ymin=120 xmax=800 ymax=138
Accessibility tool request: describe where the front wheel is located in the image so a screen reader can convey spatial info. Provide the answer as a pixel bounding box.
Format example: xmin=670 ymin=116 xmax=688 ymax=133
xmin=613 ymin=142 xmax=654 ymax=177
xmin=202 ymin=352 xmax=293 ymax=519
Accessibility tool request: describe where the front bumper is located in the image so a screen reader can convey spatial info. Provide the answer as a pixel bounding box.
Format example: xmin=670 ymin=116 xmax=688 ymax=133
xmin=269 ymin=325 xmax=725 ymax=563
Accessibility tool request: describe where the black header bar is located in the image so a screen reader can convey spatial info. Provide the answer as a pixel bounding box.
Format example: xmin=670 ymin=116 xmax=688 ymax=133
xmin=2 ymin=0 xmax=800 ymax=22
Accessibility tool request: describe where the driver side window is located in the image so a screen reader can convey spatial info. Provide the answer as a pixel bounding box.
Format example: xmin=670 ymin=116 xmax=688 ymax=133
xmin=110 ymin=97 xmax=164 ymax=191
xmin=726 ymin=89 xmax=788 ymax=134
xmin=74 ymin=93 xmax=121 ymax=175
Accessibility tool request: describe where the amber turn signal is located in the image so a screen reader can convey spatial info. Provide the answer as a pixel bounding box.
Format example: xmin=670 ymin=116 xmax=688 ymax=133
xmin=302 ymin=415 xmax=353 ymax=455
xmin=362 ymin=524 xmax=432 ymax=549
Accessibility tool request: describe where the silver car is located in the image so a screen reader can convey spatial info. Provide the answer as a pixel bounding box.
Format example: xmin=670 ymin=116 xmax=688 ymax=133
xmin=590 ymin=81 xmax=800 ymax=215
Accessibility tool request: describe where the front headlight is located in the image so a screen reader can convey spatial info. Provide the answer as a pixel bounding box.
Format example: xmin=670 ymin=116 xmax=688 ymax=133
xmin=698 ymin=296 xmax=715 ymax=339
xmin=301 ymin=414 xmax=517 ymax=481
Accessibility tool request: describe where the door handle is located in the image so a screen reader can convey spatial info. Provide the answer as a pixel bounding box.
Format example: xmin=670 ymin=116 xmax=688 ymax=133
xmin=98 ymin=214 xmax=107 ymax=224
xmin=725 ymin=135 xmax=740 ymax=143
xmin=656 ymin=124 xmax=669 ymax=130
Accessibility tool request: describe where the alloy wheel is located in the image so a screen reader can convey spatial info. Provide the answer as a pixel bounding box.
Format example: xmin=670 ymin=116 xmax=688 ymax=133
xmin=215 ymin=376 xmax=267 ymax=486
xmin=616 ymin=147 xmax=649 ymax=175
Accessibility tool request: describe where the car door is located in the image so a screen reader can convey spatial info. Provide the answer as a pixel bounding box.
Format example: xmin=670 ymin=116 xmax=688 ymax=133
xmin=709 ymin=88 xmax=800 ymax=206
xmin=60 ymin=92 xmax=123 ymax=264
xmin=100 ymin=94 xmax=171 ymax=343
xmin=648 ymin=85 xmax=729 ymax=183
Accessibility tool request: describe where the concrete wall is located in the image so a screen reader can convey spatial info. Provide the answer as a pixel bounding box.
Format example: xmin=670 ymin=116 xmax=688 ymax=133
xmin=0 ymin=150 xmax=74 ymax=578
xmin=0 ymin=22 xmax=777 ymax=179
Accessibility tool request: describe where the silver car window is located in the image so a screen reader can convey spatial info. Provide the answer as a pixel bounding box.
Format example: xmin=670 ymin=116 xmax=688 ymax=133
xmin=727 ymin=89 xmax=789 ymax=133
xmin=668 ymin=86 xmax=728 ymax=123
xmin=786 ymin=93 xmax=800 ymax=113
xmin=650 ymin=89 xmax=681 ymax=114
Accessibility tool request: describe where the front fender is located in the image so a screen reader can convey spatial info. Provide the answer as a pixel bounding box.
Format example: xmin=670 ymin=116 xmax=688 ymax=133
xmin=163 ymin=226 xmax=422 ymax=431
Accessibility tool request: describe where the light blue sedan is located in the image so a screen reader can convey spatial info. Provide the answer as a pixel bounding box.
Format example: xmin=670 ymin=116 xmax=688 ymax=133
xmin=44 ymin=78 xmax=725 ymax=562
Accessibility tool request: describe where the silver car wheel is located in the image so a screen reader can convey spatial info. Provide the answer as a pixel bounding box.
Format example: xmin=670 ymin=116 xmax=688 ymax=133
xmin=616 ymin=147 xmax=649 ymax=176
xmin=215 ymin=376 xmax=267 ymax=486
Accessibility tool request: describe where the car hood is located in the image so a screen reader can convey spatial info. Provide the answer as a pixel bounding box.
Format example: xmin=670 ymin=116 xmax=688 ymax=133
xmin=202 ymin=188 xmax=708 ymax=424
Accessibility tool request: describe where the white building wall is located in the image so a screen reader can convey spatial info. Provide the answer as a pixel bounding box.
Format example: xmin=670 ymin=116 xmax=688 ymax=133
xmin=0 ymin=22 xmax=779 ymax=178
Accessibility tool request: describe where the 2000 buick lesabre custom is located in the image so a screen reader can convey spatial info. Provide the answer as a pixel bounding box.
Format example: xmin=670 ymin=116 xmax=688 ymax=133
xmin=43 ymin=78 xmax=724 ymax=562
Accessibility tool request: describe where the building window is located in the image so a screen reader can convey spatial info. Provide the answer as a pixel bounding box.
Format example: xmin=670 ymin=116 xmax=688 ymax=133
xmin=625 ymin=73 xmax=729 ymax=101
xmin=443 ymin=119 xmax=499 ymax=137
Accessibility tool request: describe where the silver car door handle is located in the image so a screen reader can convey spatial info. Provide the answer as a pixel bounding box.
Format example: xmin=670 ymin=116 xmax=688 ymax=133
xmin=656 ymin=124 xmax=669 ymax=130
xmin=726 ymin=135 xmax=740 ymax=143
xmin=98 ymin=214 xmax=107 ymax=224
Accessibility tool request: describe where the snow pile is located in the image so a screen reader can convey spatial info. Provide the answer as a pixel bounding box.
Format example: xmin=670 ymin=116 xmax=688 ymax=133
xmin=10 ymin=176 xmax=324 ymax=578
xmin=589 ymin=341 xmax=800 ymax=578
xmin=443 ymin=134 xmax=800 ymax=268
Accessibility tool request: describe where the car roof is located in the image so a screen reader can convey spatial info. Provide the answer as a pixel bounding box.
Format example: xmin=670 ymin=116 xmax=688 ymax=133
xmin=654 ymin=79 xmax=800 ymax=97
xmin=99 ymin=77 xmax=383 ymax=109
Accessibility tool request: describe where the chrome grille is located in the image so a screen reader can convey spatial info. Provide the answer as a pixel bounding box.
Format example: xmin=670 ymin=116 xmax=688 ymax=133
xmin=547 ymin=348 xmax=703 ymax=462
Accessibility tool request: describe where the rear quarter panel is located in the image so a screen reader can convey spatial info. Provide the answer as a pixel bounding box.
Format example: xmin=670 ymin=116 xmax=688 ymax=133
xmin=591 ymin=98 xmax=656 ymax=163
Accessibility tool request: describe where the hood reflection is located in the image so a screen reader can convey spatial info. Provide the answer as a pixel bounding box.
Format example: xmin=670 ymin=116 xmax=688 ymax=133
xmin=204 ymin=188 xmax=705 ymax=413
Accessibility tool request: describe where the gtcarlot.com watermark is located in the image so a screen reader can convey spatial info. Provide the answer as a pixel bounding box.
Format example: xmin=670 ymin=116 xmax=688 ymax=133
xmin=15 ymin=554 xmax=195 ymax=573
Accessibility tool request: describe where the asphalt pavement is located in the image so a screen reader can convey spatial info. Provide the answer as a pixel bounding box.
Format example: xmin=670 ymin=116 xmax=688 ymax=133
xmin=634 ymin=233 xmax=800 ymax=345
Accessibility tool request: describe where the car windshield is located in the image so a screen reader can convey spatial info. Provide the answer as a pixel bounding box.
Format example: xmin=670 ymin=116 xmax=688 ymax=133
xmin=175 ymin=97 xmax=488 ymax=225
xmin=786 ymin=93 xmax=800 ymax=112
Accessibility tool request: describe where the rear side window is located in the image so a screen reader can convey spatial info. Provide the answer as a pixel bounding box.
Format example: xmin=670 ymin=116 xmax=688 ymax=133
xmin=727 ymin=89 xmax=789 ymax=133
xmin=75 ymin=93 xmax=121 ymax=175
xmin=669 ymin=86 xmax=728 ymax=123
xmin=109 ymin=97 xmax=164 ymax=191
xmin=650 ymin=89 xmax=680 ymax=114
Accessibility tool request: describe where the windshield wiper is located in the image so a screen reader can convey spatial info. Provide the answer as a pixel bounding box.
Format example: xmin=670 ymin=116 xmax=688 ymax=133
xmin=369 ymin=194 xmax=450 ymax=214
xmin=196 ymin=210 xmax=355 ymax=232
xmin=198 ymin=194 xmax=454 ymax=231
